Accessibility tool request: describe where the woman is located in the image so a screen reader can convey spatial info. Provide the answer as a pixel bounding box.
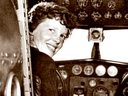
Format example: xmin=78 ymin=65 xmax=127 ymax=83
xmin=28 ymin=1 xmax=76 ymax=96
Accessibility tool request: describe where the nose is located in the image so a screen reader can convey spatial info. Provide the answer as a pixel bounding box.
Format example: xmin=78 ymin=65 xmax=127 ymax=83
xmin=53 ymin=35 xmax=60 ymax=45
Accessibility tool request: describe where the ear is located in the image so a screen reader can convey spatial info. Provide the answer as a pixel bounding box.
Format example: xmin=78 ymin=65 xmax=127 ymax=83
xmin=29 ymin=31 xmax=34 ymax=36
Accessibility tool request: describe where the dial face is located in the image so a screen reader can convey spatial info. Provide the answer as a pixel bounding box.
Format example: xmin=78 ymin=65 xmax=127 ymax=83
xmin=107 ymin=66 xmax=118 ymax=77
xmin=125 ymin=13 xmax=128 ymax=20
xmin=89 ymin=79 xmax=96 ymax=87
xmin=123 ymin=87 xmax=128 ymax=96
xmin=72 ymin=65 xmax=82 ymax=75
xmin=77 ymin=0 xmax=89 ymax=8
xmin=59 ymin=70 xmax=68 ymax=79
xmin=104 ymin=12 xmax=112 ymax=19
xmin=108 ymin=0 xmax=116 ymax=10
xmin=95 ymin=65 xmax=106 ymax=76
xmin=91 ymin=11 xmax=102 ymax=21
xmin=91 ymin=0 xmax=103 ymax=8
xmin=78 ymin=11 xmax=88 ymax=21
xmin=114 ymin=12 xmax=122 ymax=19
xmin=84 ymin=65 xmax=94 ymax=75
xmin=93 ymin=87 xmax=109 ymax=96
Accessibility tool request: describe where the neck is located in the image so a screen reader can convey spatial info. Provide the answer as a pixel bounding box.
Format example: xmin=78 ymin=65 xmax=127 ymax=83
xmin=30 ymin=39 xmax=38 ymax=49
xmin=30 ymin=34 xmax=38 ymax=48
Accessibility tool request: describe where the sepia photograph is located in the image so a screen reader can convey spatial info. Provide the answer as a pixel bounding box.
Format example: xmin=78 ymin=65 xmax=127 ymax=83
xmin=0 ymin=0 xmax=128 ymax=96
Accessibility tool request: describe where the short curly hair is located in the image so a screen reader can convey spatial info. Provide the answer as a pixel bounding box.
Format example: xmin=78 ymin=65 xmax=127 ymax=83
xmin=28 ymin=2 xmax=77 ymax=38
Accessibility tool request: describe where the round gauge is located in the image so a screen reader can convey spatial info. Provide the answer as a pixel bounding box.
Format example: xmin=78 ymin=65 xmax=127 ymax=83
xmin=123 ymin=87 xmax=128 ymax=96
xmin=93 ymin=86 xmax=109 ymax=96
xmin=104 ymin=12 xmax=112 ymax=19
xmin=125 ymin=13 xmax=128 ymax=20
xmin=107 ymin=66 xmax=118 ymax=77
xmin=114 ymin=12 xmax=122 ymax=19
xmin=84 ymin=65 xmax=94 ymax=75
xmin=72 ymin=65 xmax=82 ymax=75
xmin=78 ymin=11 xmax=88 ymax=21
xmin=108 ymin=0 xmax=116 ymax=10
xmin=91 ymin=0 xmax=103 ymax=9
xmin=77 ymin=0 xmax=88 ymax=8
xmin=89 ymin=79 xmax=96 ymax=87
xmin=95 ymin=65 xmax=106 ymax=76
xmin=91 ymin=11 xmax=102 ymax=21
xmin=59 ymin=70 xmax=68 ymax=79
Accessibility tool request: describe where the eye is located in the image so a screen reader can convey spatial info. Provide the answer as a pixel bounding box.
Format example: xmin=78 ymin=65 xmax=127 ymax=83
xmin=60 ymin=34 xmax=67 ymax=39
xmin=49 ymin=29 xmax=55 ymax=34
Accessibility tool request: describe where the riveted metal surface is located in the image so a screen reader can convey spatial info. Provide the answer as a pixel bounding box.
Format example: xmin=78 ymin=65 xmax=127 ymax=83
xmin=0 ymin=0 xmax=23 ymax=95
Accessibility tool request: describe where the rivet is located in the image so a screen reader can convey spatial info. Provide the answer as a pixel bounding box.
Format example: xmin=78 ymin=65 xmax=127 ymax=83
xmin=5 ymin=53 xmax=8 ymax=57
xmin=13 ymin=53 xmax=17 ymax=58
xmin=1 ymin=52 xmax=4 ymax=57
xmin=20 ymin=60 xmax=23 ymax=64
xmin=2 ymin=60 xmax=4 ymax=65
xmin=18 ymin=60 xmax=21 ymax=64
xmin=11 ymin=60 xmax=13 ymax=64
xmin=0 ymin=82 xmax=2 ymax=87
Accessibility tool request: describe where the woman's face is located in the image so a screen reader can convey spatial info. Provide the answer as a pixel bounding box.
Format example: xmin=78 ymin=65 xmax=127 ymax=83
xmin=33 ymin=18 xmax=68 ymax=57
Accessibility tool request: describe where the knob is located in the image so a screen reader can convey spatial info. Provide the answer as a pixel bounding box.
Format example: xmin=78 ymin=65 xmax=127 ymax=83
xmin=99 ymin=80 xmax=104 ymax=84
xmin=81 ymin=81 xmax=85 ymax=86
xmin=113 ymin=79 xmax=118 ymax=85
xmin=113 ymin=81 xmax=118 ymax=85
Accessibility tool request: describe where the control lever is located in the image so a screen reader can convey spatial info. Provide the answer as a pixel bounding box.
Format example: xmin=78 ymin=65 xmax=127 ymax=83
xmin=91 ymin=42 xmax=101 ymax=59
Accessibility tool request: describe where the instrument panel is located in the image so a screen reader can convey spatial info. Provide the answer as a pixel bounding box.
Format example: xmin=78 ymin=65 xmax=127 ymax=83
xmin=53 ymin=0 xmax=128 ymax=29
xmin=55 ymin=59 xmax=128 ymax=96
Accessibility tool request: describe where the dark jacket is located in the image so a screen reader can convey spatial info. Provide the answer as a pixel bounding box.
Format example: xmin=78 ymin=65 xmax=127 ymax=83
xmin=30 ymin=47 xmax=58 ymax=96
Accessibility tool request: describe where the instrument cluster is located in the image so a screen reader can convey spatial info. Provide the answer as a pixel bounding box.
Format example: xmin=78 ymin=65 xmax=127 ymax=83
xmin=55 ymin=59 xmax=128 ymax=96
xmin=54 ymin=0 xmax=128 ymax=29
xmin=71 ymin=64 xmax=118 ymax=77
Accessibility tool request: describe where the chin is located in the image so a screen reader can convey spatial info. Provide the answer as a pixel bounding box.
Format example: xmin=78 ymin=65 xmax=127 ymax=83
xmin=48 ymin=51 xmax=57 ymax=57
xmin=47 ymin=52 xmax=54 ymax=57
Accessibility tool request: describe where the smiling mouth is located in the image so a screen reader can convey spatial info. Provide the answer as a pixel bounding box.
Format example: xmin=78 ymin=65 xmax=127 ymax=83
xmin=47 ymin=44 xmax=56 ymax=52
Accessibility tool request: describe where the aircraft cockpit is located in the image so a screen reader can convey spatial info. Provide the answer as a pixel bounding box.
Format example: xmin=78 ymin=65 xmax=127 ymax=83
xmin=53 ymin=0 xmax=128 ymax=96
xmin=0 ymin=0 xmax=128 ymax=96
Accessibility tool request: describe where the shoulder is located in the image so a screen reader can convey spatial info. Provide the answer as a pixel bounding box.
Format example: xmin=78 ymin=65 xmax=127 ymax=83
xmin=30 ymin=47 xmax=54 ymax=62
xmin=30 ymin=47 xmax=56 ymax=74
